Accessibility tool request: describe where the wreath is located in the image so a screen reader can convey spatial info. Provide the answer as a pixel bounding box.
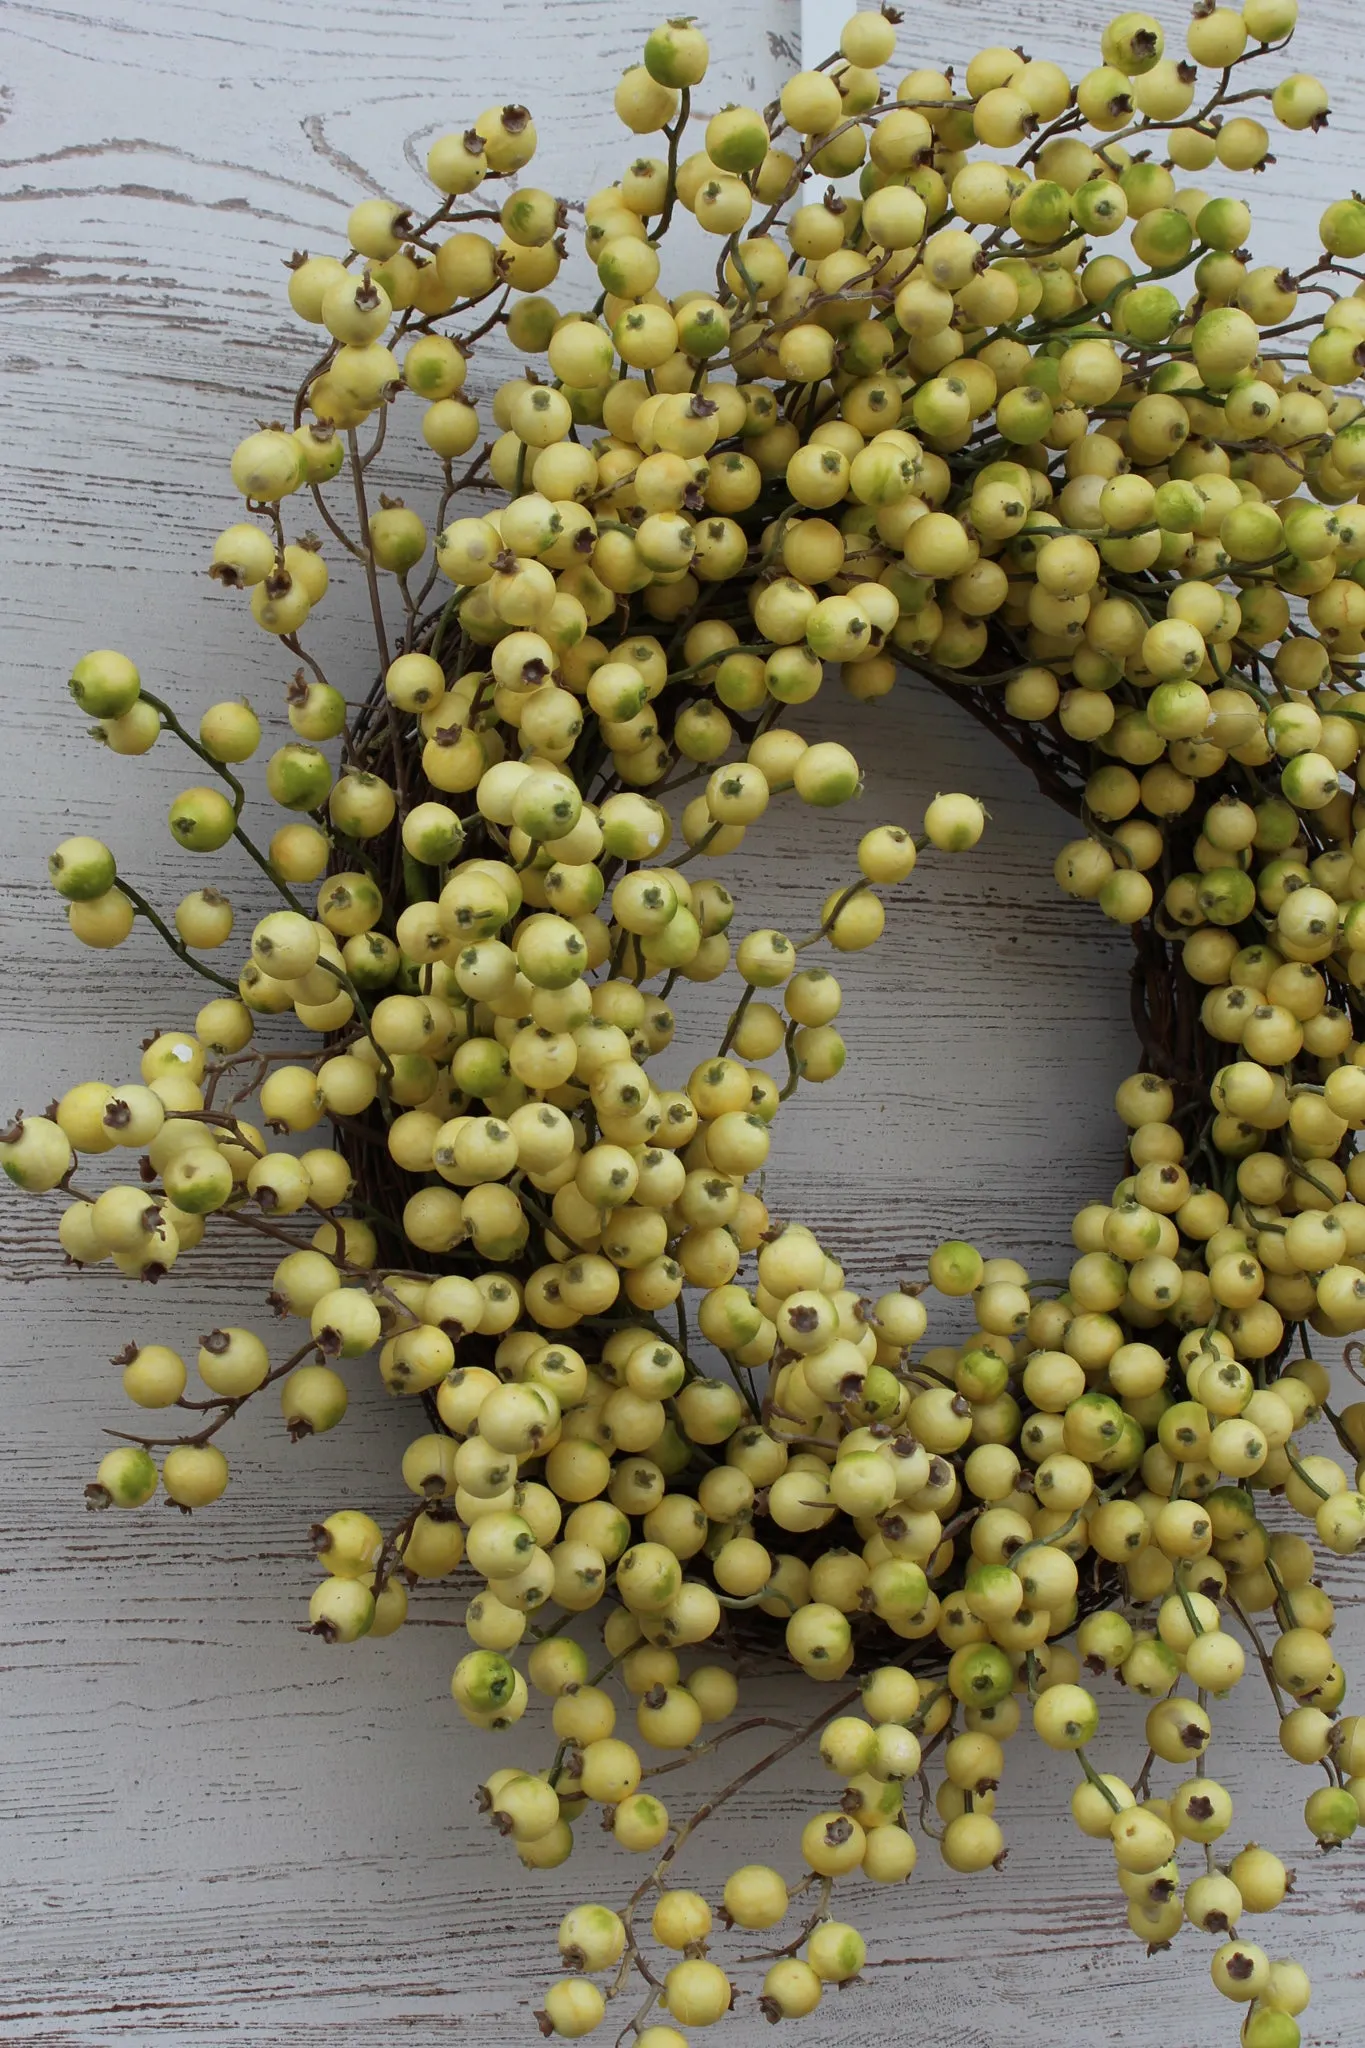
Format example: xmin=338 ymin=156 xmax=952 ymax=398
xmin=8 ymin=5 xmax=1365 ymax=2043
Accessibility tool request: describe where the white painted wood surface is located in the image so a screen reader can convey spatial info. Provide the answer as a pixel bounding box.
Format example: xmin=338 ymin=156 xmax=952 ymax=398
xmin=0 ymin=1 xmax=1362 ymax=2041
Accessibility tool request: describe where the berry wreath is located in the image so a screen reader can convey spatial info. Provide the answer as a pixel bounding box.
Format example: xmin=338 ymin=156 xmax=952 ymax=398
xmin=6 ymin=5 xmax=1365 ymax=2044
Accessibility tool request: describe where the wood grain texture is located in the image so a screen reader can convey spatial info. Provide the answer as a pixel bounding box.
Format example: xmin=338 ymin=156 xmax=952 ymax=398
xmin=0 ymin=1 xmax=1362 ymax=2041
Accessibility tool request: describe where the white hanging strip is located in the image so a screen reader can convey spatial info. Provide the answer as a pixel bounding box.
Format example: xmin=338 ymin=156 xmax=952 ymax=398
xmin=799 ymin=0 xmax=848 ymax=68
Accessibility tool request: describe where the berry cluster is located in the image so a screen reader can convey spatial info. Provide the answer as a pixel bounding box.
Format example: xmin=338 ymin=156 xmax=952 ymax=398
xmin=6 ymin=4 xmax=1365 ymax=2042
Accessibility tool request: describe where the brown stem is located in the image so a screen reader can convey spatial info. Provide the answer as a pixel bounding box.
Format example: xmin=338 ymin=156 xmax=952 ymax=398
xmin=345 ymin=428 xmax=392 ymax=676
